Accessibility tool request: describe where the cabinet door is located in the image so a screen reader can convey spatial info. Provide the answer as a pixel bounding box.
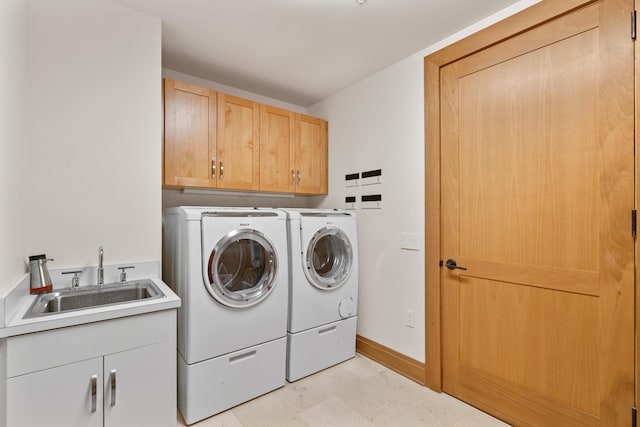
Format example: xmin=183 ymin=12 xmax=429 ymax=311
xmin=295 ymin=114 xmax=328 ymax=195
xmin=217 ymin=93 xmax=260 ymax=191
xmin=7 ymin=357 xmax=103 ymax=427
xmin=164 ymin=78 xmax=217 ymax=188
xmin=259 ymin=104 xmax=295 ymax=193
xmin=104 ymin=340 xmax=176 ymax=427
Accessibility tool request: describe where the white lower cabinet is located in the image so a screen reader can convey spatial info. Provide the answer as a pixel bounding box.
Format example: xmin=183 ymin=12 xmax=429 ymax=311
xmin=104 ymin=340 xmax=174 ymax=427
xmin=7 ymin=357 xmax=104 ymax=427
xmin=3 ymin=310 xmax=177 ymax=427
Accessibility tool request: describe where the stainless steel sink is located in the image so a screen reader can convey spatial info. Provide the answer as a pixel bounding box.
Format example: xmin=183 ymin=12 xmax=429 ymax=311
xmin=23 ymin=280 xmax=164 ymax=319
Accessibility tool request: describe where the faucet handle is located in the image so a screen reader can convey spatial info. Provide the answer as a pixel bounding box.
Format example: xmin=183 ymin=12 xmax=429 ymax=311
xmin=62 ymin=270 xmax=82 ymax=288
xmin=117 ymin=266 xmax=135 ymax=284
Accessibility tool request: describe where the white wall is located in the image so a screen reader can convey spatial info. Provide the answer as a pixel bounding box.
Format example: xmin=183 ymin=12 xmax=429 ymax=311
xmin=161 ymin=69 xmax=312 ymax=210
xmin=24 ymin=0 xmax=162 ymax=272
xmin=309 ymin=56 xmax=426 ymax=362
xmin=308 ymin=0 xmax=541 ymax=362
xmin=0 ymin=0 xmax=28 ymax=289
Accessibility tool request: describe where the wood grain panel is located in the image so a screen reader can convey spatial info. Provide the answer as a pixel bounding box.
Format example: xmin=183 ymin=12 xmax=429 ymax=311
xmin=635 ymin=5 xmax=640 ymax=410
xmin=259 ymin=105 xmax=295 ymax=193
xmin=459 ymin=367 xmax=599 ymax=427
xmin=459 ymin=278 xmax=599 ymax=414
xmin=427 ymin=0 xmax=597 ymax=66
xmin=424 ymin=0 xmax=605 ymax=394
xmin=295 ymin=114 xmax=328 ymax=195
xmin=452 ymin=259 xmax=598 ymax=296
xmin=432 ymin=0 xmax=635 ymax=425
xmin=424 ymin=59 xmax=442 ymax=390
xmin=439 ymin=62 xmax=461 ymax=396
xmin=163 ymin=78 xmax=216 ymax=188
xmin=217 ymin=93 xmax=260 ymax=191
xmin=453 ymin=3 xmax=598 ymax=79
xmin=458 ymin=29 xmax=599 ymax=272
xmin=596 ymin=1 xmax=635 ymax=422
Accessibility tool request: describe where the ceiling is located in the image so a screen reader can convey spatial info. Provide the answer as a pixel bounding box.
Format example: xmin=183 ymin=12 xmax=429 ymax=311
xmin=113 ymin=0 xmax=523 ymax=107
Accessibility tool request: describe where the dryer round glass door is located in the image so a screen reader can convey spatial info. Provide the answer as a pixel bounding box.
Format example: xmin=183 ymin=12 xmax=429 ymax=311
xmin=304 ymin=226 xmax=353 ymax=290
xmin=206 ymin=229 xmax=278 ymax=308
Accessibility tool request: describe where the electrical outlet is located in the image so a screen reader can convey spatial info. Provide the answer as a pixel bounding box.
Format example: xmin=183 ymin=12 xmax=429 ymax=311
xmin=405 ymin=309 xmax=415 ymax=328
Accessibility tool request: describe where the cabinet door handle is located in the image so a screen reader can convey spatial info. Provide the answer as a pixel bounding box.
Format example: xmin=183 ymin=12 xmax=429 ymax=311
xmin=90 ymin=374 xmax=98 ymax=413
xmin=220 ymin=162 xmax=224 ymax=180
xmin=297 ymin=170 xmax=301 ymax=185
xmin=291 ymin=170 xmax=295 ymax=186
xmin=110 ymin=369 xmax=117 ymax=406
xmin=211 ymin=157 xmax=216 ymax=179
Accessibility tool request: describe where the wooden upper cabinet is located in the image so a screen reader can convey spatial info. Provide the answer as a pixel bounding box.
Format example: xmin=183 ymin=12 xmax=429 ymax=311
xmin=163 ymin=78 xmax=327 ymax=195
xmin=259 ymin=105 xmax=295 ymax=193
xmin=217 ymin=93 xmax=260 ymax=191
xmin=295 ymin=114 xmax=328 ymax=195
xmin=163 ymin=78 xmax=217 ymax=188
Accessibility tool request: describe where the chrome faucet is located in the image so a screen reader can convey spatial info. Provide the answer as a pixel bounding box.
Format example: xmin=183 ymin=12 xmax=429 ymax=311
xmin=97 ymin=246 xmax=104 ymax=287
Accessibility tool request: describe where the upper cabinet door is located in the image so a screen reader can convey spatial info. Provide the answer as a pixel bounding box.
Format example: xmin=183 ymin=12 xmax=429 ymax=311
xmin=163 ymin=78 xmax=217 ymax=188
xmin=295 ymin=114 xmax=328 ymax=195
xmin=259 ymin=105 xmax=295 ymax=193
xmin=217 ymin=93 xmax=260 ymax=191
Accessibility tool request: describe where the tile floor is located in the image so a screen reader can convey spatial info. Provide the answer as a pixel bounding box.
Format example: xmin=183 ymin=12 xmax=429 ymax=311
xmin=177 ymin=354 xmax=510 ymax=427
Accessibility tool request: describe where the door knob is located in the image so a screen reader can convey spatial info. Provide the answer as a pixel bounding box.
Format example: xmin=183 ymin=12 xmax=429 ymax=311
xmin=445 ymin=259 xmax=467 ymax=271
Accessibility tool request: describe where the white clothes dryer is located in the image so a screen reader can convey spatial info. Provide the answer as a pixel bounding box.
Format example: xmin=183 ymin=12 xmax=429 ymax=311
xmin=163 ymin=207 xmax=288 ymax=425
xmin=282 ymin=208 xmax=359 ymax=381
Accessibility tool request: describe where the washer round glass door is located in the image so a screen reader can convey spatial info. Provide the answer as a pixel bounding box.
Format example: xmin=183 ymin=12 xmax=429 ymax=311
xmin=304 ymin=226 xmax=353 ymax=290
xmin=206 ymin=229 xmax=278 ymax=308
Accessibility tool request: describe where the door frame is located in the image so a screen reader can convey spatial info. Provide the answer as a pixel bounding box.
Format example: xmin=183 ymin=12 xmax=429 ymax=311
xmin=423 ymin=0 xmax=636 ymax=396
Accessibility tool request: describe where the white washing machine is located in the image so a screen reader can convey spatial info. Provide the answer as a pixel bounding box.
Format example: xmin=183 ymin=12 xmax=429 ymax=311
xmin=282 ymin=208 xmax=359 ymax=381
xmin=163 ymin=207 xmax=288 ymax=425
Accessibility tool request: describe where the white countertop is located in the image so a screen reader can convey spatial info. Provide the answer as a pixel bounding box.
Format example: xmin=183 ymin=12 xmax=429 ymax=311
xmin=0 ymin=262 xmax=180 ymax=339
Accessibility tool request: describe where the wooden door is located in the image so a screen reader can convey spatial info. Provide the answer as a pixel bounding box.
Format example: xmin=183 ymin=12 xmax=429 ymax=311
xmin=295 ymin=114 xmax=328 ymax=195
xmin=259 ymin=104 xmax=295 ymax=193
xmin=439 ymin=1 xmax=634 ymax=426
xmin=217 ymin=93 xmax=260 ymax=191
xmin=163 ymin=78 xmax=217 ymax=188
